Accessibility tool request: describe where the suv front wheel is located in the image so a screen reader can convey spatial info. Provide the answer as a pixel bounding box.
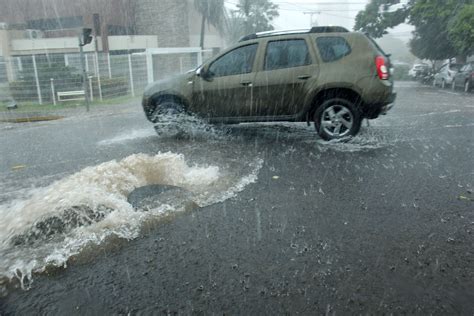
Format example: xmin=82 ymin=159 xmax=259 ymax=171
xmin=314 ymin=98 xmax=362 ymax=141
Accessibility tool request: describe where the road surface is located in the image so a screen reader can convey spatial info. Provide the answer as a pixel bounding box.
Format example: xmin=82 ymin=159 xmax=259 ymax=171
xmin=1 ymin=82 xmax=473 ymax=314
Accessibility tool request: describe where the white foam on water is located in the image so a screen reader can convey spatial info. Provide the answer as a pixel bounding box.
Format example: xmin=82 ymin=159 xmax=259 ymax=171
xmin=153 ymin=113 xmax=227 ymax=141
xmin=0 ymin=152 xmax=263 ymax=290
xmin=98 ymin=128 xmax=156 ymax=146
xmin=314 ymin=129 xmax=396 ymax=153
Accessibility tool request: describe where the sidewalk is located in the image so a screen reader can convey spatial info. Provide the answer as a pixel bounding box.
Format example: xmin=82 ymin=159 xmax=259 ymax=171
xmin=0 ymin=97 xmax=142 ymax=123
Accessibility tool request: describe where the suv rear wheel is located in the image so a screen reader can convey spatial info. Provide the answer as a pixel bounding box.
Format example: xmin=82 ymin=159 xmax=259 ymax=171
xmin=314 ymin=98 xmax=361 ymax=141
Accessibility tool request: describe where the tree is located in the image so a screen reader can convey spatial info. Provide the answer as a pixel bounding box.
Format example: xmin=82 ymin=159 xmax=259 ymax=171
xmin=354 ymin=0 xmax=472 ymax=61
xmin=354 ymin=0 xmax=408 ymax=38
xmin=408 ymin=0 xmax=463 ymax=61
xmin=236 ymin=0 xmax=280 ymax=35
xmin=449 ymin=4 xmax=474 ymax=57
xmin=194 ymin=0 xmax=226 ymax=49
xmin=225 ymin=10 xmax=246 ymax=43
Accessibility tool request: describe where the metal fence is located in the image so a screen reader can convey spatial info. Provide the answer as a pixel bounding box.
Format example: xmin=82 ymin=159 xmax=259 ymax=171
xmin=0 ymin=48 xmax=210 ymax=105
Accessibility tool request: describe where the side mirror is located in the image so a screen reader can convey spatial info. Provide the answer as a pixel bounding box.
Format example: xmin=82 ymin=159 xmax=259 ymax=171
xmin=197 ymin=65 xmax=213 ymax=81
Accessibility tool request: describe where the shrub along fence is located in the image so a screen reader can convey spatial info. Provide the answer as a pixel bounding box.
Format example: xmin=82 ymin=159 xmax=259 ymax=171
xmin=3 ymin=49 xmax=204 ymax=106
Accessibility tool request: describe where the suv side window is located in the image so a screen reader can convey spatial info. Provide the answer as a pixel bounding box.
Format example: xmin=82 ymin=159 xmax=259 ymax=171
xmin=264 ymin=39 xmax=311 ymax=70
xmin=316 ymin=36 xmax=351 ymax=62
xmin=209 ymin=44 xmax=258 ymax=77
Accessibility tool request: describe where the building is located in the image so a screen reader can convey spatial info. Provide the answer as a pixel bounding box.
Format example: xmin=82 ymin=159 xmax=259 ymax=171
xmin=135 ymin=0 xmax=224 ymax=49
xmin=0 ymin=0 xmax=225 ymax=83
xmin=0 ymin=0 xmax=225 ymax=54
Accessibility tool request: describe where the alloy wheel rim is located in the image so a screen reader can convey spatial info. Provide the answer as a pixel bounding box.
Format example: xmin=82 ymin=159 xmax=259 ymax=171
xmin=321 ymin=105 xmax=354 ymax=138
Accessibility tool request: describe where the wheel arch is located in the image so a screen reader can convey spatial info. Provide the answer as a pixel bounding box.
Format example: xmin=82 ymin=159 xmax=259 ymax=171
xmin=150 ymin=92 xmax=190 ymax=109
xmin=305 ymin=87 xmax=363 ymax=121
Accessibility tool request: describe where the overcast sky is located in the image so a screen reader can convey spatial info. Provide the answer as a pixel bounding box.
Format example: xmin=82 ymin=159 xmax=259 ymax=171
xmin=226 ymin=0 xmax=414 ymax=42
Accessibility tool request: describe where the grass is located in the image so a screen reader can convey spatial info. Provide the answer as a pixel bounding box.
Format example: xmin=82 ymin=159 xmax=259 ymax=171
xmin=0 ymin=94 xmax=141 ymax=113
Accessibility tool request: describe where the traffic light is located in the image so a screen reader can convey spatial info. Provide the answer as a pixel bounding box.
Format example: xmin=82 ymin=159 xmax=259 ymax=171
xmin=80 ymin=28 xmax=93 ymax=46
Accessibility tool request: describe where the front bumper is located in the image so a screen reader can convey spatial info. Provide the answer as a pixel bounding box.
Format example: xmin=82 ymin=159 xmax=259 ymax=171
xmin=142 ymin=96 xmax=155 ymax=121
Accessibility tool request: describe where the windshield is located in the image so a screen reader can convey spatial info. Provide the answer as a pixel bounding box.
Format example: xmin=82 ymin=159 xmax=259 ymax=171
xmin=0 ymin=0 xmax=472 ymax=314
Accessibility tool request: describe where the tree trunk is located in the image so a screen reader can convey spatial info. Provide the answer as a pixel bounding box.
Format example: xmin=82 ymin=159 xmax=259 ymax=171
xmin=200 ymin=15 xmax=206 ymax=50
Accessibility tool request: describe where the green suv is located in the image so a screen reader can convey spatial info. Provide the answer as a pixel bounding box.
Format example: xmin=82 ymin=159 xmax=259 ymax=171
xmin=142 ymin=26 xmax=396 ymax=140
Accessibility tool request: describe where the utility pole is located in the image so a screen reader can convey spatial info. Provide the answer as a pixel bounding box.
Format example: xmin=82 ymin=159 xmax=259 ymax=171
xmin=303 ymin=11 xmax=321 ymax=28
xmin=79 ymin=28 xmax=93 ymax=112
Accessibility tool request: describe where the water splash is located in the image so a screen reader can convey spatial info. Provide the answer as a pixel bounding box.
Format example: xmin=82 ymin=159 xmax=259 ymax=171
xmin=0 ymin=152 xmax=262 ymax=292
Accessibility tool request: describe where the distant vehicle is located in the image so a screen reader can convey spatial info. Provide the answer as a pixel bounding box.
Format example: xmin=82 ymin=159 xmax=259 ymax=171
xmin=408 ymin=63 xmax=430 ymax=79
xmin=142 ymin=26 xmax=396 ymax=141
xmin=451 ymin=62 xmax=474 ymax=93
xmin=433 ymin=63 xmax=463 ymax=88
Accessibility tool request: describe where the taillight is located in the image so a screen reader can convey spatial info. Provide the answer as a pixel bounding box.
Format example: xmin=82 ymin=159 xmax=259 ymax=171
xmin=376 ymin=56 xmax=389 ymax=80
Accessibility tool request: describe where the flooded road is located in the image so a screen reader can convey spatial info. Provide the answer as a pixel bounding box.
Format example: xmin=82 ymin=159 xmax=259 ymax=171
xmin=0 ymin=82 xmax=473 ymax=314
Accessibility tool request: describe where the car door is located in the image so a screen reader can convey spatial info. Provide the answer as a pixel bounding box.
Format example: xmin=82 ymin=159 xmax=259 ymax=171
xmin=252 ymin=38 xmax=318 ymax=117
xmin=191 ymin=44 xmax=259 ymax=118
xmin=455 ymin=65 xmax=467 ymax=87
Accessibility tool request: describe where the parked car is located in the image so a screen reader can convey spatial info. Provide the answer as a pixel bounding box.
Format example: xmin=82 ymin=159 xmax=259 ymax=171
xmin=142 ymin=26 xmax=396 ymax=141
xmin=433 ymin=63 xmax=463 ymax=88
xmin=451 ymin=62 xmax=474 ymax=93
xmin=408 ymin=63 xmax=430 ymax=79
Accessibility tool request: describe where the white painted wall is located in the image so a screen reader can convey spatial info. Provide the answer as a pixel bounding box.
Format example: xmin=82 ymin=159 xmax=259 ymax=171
xmin=108 ymin=36 xmax=159 ymax=51
xmin=10 ymin=35 xmax=160 ymax=55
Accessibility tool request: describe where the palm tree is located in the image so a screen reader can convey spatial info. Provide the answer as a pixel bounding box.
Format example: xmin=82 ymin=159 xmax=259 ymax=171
xmin=194 ymin=0 xmax=226 ymax=49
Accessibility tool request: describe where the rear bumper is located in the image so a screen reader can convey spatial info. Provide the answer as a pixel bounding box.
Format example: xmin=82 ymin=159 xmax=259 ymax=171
xmin=363 ymin=92 xmax=396 ymax=119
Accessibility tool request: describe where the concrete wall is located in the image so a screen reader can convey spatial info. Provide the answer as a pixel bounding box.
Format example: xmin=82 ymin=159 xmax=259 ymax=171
xmin=134 ymin=0 xmax=190 ymax=47
xmin=134 ymin=0 xmax=225 ymax=49
xmin=0 ymin=0 xmax=133 ymax=32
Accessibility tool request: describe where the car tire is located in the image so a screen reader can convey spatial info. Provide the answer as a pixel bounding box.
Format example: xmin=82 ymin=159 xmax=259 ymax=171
xmin=465 ymin=81 xmax=471 ymax=93
xmin=314 ymin=98 xmax=361 ymax=141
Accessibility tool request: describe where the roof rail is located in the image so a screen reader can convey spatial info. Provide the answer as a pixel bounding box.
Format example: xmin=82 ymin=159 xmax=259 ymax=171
xmin=310 ymin=26 xmax=349 ymax=33
xmin=239 ymin=26 xmax=349 ymax=42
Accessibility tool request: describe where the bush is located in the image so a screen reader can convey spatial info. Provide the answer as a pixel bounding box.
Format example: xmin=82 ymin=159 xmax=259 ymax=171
xmin=9 ymin=63 xmax=82 ymax=103
xmin=91 ymin=76 xmax=129 ymax=99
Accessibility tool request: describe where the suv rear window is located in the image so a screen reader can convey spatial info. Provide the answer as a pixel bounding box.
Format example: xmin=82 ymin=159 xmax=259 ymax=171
xmin=316 ymin=37 xmax=351 ymax=62
xmin=264 ymin=39 xmax=311 ymax=70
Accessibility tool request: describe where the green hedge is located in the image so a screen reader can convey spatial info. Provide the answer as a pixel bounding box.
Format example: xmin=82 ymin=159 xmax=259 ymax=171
xmin=91 ymin=77 xmax=129 ymax=99
xmin=9 ymin=63 xmax=82 ymax=103
xmin=10 ymin=76 xmax=129 ymax=103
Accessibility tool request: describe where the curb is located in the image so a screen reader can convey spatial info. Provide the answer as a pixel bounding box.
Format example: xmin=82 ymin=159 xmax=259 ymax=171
xmin=0 ymin=115 xmax=64 ymax=123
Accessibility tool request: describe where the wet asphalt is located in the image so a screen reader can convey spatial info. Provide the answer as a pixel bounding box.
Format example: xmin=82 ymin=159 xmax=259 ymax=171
xmin=1 ymin=82 xmax=473 ymax=315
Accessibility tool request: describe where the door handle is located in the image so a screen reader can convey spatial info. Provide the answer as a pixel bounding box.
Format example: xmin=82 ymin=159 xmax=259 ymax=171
xmin=297 ymin=75 xmax=311 ymax=80
xmin=241 ymin=82 xmax=253 ymax=87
